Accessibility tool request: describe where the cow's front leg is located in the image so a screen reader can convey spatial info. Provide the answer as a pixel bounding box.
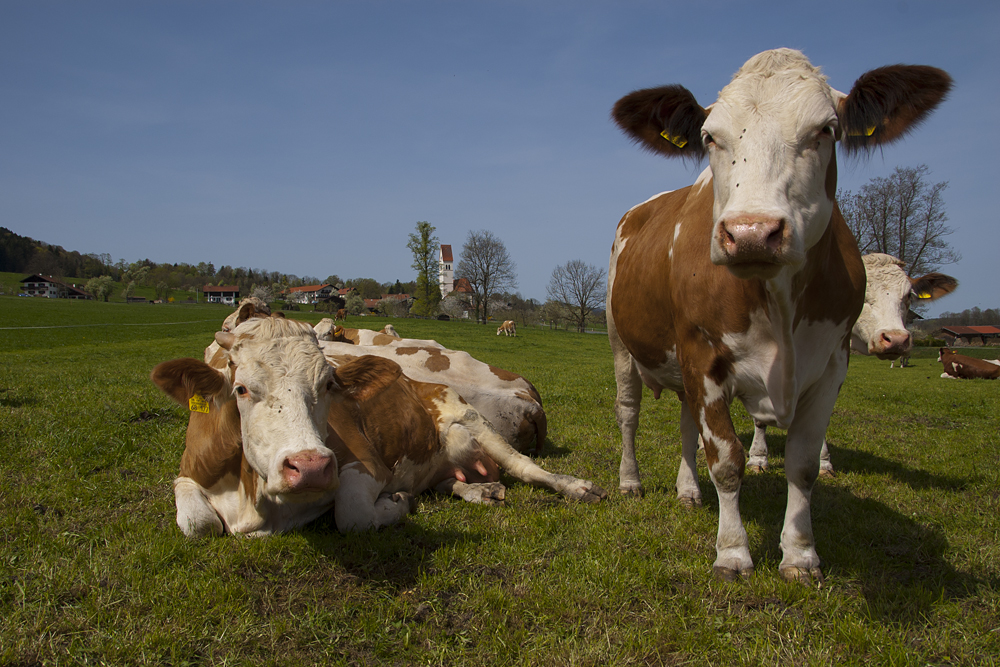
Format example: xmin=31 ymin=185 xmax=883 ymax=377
xmin=173 ymin=476 xmax=225 ymax=537
xmin=691 ymin=390 xmax=752 ymax=580
xmin=334 ymin=464 xmax=412 ymax=532
xmin=779 ymin=379 xmax=842 ymax=585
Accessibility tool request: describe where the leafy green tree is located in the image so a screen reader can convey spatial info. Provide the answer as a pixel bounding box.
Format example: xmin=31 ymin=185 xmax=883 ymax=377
xmin=86 ymin=275 xmax=114 ymax=302
xmin=456 ymin=230 xmax=517 ymax=324
xmin=407 ymin=221 xmax=441 ymax=316
xmin=345 ymin=292 xmax=366 ymax=315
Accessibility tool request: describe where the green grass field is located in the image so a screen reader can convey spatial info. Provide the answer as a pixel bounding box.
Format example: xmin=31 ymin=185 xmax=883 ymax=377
xmin=1 ymin=296 xmax=997 ymax=665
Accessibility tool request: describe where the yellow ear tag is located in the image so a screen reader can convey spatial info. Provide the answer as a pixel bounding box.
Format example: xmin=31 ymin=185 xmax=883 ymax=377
xmin=918 ymin=292 xmax=932 ymax=299
xmin=189 ymin=393 xmax=210 ymax=414
xmin=660 ymin=129 xmax=688 ymax=148
xmin=848 ymin=125 xmax=877 ymax=137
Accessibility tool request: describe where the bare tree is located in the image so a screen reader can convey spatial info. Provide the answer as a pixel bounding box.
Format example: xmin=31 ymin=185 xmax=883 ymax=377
xmin=546 ymin=259 xmax=607 ymax=332
xmin=840 ymin=165 xmax=960 ymax=276
xmin=456 ymin=230 xmax=518 ymax=324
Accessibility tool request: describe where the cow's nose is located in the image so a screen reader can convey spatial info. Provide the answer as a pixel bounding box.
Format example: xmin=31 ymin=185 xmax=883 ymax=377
xmin=282 ymin=451 xmax=335 ymax=491
xmin=719 ymin=216 xmax=785 ymax=261
xmin=877 ymin=329 xmax=912 ymax=355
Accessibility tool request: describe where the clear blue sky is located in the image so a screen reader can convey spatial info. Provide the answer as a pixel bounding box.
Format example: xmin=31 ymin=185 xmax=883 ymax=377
xmin=2 ymin=1 xmax=996 ymax=316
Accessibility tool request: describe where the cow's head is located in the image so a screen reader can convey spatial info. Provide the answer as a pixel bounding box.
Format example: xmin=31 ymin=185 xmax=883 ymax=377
xmin=221 ymin=296 xmax=273 ymax=333
xmin=612 ymin=48 xmax=951 ymax=279
xmin=852 ymin=254 xmax=958 ymax=359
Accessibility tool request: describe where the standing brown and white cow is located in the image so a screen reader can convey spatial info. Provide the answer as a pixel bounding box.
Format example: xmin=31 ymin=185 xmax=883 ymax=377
xmin=747 ymin=253 xmax=957 ymax=474
xmin=497 ymin=320 xmax=517 ymax=337
xmin=153 ymin=317 xmax=605 ymax=537
xmin=607 ymin=49 xmax=950 ymax=582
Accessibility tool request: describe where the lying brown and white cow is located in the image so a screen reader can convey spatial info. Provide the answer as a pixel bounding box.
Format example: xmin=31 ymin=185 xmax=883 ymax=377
xmin=747 ymin=253 xmax=957 ymax=474
xmin=607 ymin=49 xmax=950 ymax=582
xmin=938 ymin=348 xmax=1000 ymax=379
xmin=497 ymin=320 xmax=517 ymax=337
xmin=320 ymin=339 xmax=548 ymax=453
xmin=313 ymin=319 xmax=416 ymax=346
xmin=221 ymin=296 xmax=273 ymax=332
xmin=152 ymin=317 xmax=605 ymax=537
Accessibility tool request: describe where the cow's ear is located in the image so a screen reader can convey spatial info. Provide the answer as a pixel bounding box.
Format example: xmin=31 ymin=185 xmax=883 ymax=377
xmin=271 ymin=311 xmax=286 ymax=319
xmin=216 ymin=332 xmax=236 ymax=350
xmin=236 ymin=301 xmax=258 ymax=326
xmin=838 ymin=65 xmax=952 ymax=154
xmin=911 ymin=272 xmax=958 ymax=300
xmin=612 ymin=84 xmax=708 ymax=159
xmin=152 ymin=358 xmax=230 ymax=406
xmin=331 ymin=356 xmax=402 ymax=403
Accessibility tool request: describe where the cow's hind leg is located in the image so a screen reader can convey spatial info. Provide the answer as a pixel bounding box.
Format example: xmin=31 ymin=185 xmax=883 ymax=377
xmin=675 ymin=400 xmax=702 ymax=508
xmin=746 ymin=420 xmax=769 ymax=473
xmin=435 ymin=478 xmax=506 ymax=505
xmin=334 ymin=465 xmax=414 ymax=532
xmin=610 ymin=326 xmax=644 ymax=496
xmin=453 ymin=420 xmax=608 ymax=503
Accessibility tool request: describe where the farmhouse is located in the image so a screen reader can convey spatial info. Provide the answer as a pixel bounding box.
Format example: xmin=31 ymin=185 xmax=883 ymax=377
xmin=286 ymin=283 xmax=334 ymax=304
xmin=19 ymin=274 xmax=91 ymax=299
xmin=939 ymin=325 xmax=1000 ymax=346
xmin=202 ymin=285 xmax=240 ymax=305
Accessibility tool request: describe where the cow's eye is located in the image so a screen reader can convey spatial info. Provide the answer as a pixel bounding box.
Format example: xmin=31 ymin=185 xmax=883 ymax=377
xmin=235 ymin=385 xmax=249 ymax=397
xmin=326 ymin=380 xmax=335 ymax=392
xmin=702 ymin=132 xmax=716 ymax=147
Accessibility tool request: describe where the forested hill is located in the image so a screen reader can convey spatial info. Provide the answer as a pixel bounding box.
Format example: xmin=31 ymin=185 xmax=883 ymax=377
xmin=0 ymin=227 xmax=111 ymax=279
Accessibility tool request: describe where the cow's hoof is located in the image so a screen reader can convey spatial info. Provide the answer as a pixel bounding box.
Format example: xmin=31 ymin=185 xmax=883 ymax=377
xmin=677 ymin=495 xmax=702 ymax=509
xmin=565 ymin=479 xmax=608 ymax=503
xmin=779 ymin=566 xmax=824 ymax=587
xmin=471 ymin=482 xmax=507 ymax=506
xmin=392 ymin=492 xmax=418 ymax=514
xmin=713 ymin=565 xmax=754 ymax=581
xmin=619 ymin=484 xmax=644 ymax=498
xmin=746 ymin=463 xmax=768 ymax=474
xmin=818 ymin=468 xmax=835 ymax=479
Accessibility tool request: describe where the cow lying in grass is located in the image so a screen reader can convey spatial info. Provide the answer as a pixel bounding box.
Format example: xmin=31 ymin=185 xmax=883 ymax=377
xmin=938 ymin=348 xmax=1000 ymax=380
xmin=320 ymin=339 xmax=548 ymax=454
xmin=314 ymin=319 xmax=406 ymax=345
xmin=152 ymin=316 xmax=606 ymax=537
xmin=748 ymin=253 xmax=957 ymax=475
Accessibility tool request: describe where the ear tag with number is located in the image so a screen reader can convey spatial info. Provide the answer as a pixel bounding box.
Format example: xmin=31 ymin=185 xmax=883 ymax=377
xmin=660 ymin=129 xmax=688 ymax=148
xmin=189 ymin=393 xmax=210 ymax=414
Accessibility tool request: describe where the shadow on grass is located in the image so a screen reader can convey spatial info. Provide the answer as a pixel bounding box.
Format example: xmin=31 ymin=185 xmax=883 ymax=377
xmin=0 ymin=389 xmax=38 ymax=408
xmin=690 ymin=435 xmax=995 ymax=626
xmin=299 ymin=512 xmax=481 ymax=590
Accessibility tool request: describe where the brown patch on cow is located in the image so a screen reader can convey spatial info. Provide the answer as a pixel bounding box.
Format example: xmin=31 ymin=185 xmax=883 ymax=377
xmin=333 ymin=356 xmax=403 ymax=403
xmin=239 ymin=453 xmax=258 ymax=505
xmin=793 ymin=203 xmax=865 ymax=328
xmin=371 ymin=334 xmax=397 ymax=346
xmin=488 ymin=364 xmax=519 ymax=382
xmin=178 ymin=402 xmax=242 ymax=489
xmin=395 ymin=346 xmax=451 ymax=372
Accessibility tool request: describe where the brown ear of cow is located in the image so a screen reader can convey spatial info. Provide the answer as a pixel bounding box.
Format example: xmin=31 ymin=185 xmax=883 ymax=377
xmin=331 ymin=356 xmax=403 ymax=403
xmin=911 ymin=272 xmax=959 ymax=301
xmin=272 ymin=311 xmax=286 ymax=319
xmin=838 ymin=65 xmax=952 ymax=154
xmin=612 ymin=84 xmax=708 ymax=160
xmin=151 ymin=358 xmax=230 ymax=406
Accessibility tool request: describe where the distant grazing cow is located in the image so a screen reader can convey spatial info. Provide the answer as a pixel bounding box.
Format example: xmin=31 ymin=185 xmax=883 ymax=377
xmin=938 ymin=348 xmax=1000 ymax=379
xmin=607 ymin=49 xmax=949 ymax=582
xmin=748 ymin=253 xmax=957 ymax=474
xmin=321 ymin=339 xmax=548 ymax=453
xmin=335 ymin=309 xmax=347 ymax=322
xmin=152 ymin=317 xmax=606 ymax=537
xmin=497 ymin=320 xmax=517 ymax=337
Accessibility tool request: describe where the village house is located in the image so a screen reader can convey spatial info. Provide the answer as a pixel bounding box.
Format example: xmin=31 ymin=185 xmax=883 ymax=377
xmin=19 ymin=274 xmax=92 ymax=299
xmin=202 ymin=285 xmax=240 ymax=305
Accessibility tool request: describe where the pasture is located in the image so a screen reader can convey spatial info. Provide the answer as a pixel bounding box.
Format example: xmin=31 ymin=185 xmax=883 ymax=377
xmin=1 ymin=297 xmax=997 ymax=665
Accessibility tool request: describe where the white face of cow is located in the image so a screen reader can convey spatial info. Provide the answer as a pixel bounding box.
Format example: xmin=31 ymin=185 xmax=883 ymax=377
xmin=224 ymin=318 xmax=339 ymax=501
xmin=852 ymin=253 xmax=958 ymax=359
xmin=852 ymin=254 xmax=913 ymax=358
xmin=703 ymin=50 xmax=839 ymax=278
